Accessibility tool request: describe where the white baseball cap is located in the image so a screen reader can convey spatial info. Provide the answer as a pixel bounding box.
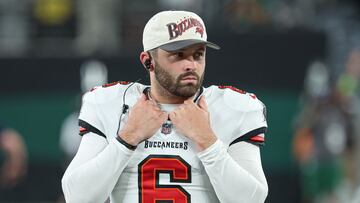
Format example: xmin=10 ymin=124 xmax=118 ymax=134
xmin=142 ymin=10 xmax=220 ymax=52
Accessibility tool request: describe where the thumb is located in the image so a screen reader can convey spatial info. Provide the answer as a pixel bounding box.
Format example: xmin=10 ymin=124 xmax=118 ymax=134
xmin=161 ymin=112 xmax=169 ymax=122
xmin=138 ymin=93 xmax=147 ymax=102
xmin=198 ymin=96 xmax=208 ymax=111
xmin=184 ymin=96 xmax=194 ymax=105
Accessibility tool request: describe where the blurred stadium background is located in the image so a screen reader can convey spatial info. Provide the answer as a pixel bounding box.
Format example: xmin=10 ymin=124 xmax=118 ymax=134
xmin=0 ymin=0 xmax=359 ymax=202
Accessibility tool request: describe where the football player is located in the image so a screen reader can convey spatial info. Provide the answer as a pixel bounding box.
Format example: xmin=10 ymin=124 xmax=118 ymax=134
xmin=62 ymin=10 xmax=268 ymax=203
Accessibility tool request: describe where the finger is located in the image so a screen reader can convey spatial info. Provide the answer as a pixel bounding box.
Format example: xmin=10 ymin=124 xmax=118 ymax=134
xmin=146 ymin=100 xmax=157 ymax=107
xmin=149 ymin=99 xmax=158 ymax=106
xmin=138 ymin=93 xmax=147 ymax=102
xmin=184 ymin=97 xmax=194 ymax=104
xmin=198 ymin=96 xmax=208 ymax=111
xmin=151 ymin=106 xmax=161 ymax=112
xmin=169 ymin=111 xmax=176 ymax=120
xmin=160 ymin=112 xmax=169 ymax=121
xmin=175 ymin=105 xmax=184 ymax=112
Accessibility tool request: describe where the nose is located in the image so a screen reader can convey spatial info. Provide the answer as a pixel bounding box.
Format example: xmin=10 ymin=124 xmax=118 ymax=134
xmin=184 ymin=56 xmax=197 ymax=72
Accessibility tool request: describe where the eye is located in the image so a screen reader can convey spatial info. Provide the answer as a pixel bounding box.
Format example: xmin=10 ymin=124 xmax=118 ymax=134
xmin=176 ymin=52 xmax=184 ymax=58
xmin=169 ymin=52 xmax=184 ymax=59
xmin=194 ymin=51 xmax=204 ymax=60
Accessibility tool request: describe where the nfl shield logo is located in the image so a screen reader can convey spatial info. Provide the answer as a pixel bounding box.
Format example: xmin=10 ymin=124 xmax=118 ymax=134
xmin=161 ymin=121 xmax=173 ymax=135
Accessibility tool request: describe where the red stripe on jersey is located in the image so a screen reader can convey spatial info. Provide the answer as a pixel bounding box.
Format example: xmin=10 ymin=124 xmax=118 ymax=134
xmin=249 ymin=93 xmax=257 ymax=99
xmin=102 ymin=81 xmax=130 ymax=88
xmin=79 ymin=127 xmax=87 ymax=132
xmin=119 ymin=81 xmax=130 ymax=85
xmin=90 ymin=87 xmax=98 ymax=92
xmin=250 ymin=135 xmax=264 ymax=142
xmin=218 ymin=85 xmax=247 ymax=94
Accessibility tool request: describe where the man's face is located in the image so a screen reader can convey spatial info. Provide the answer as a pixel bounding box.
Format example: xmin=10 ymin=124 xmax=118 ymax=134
xmin=153 ymin=44 xmax=206 ymax=98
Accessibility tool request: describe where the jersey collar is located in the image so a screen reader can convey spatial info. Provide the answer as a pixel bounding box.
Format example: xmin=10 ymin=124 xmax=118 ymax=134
xmin=142 ymin=86 xmax=204 ymax=103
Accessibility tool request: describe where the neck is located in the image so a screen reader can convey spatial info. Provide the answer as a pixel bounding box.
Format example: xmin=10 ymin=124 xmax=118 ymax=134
xmin=150 ymin=81 xmax=189 ymax=104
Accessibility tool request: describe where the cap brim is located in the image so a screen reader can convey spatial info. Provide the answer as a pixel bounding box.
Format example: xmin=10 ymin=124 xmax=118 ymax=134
xmin=159 ymin=39 xmax=220 ymax=52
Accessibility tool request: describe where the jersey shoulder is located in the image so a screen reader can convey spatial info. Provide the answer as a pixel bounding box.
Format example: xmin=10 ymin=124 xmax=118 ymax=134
xmin=207 ymin=85 xmax=267 ymax=146
xmin=79 ymin=81 xmax=146 ymax=138
xmin=83 ymin=81 xmax=144 ymax=104
xmin=206 ymin=85 xmax=265 ymax=113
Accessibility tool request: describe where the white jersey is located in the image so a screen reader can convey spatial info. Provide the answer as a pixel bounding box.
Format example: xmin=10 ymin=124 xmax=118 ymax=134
xmin=68 ymin=81 xmax=268 ymax=203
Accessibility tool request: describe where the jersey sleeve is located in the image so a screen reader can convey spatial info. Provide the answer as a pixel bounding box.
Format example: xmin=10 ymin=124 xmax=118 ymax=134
xmin=198 ymin=140 xmax=268 ymax=202
xmin=231 ymin=96 xmax=268 ymax=146
xmin=78 ymin=90 xmax=107 ymax=138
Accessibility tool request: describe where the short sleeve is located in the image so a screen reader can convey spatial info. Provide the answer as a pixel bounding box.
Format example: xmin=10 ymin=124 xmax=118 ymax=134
xmin=78 ymin=91 xmax=106 ymax=138
xmin=230 ymin=99 xmax=268 ymax=146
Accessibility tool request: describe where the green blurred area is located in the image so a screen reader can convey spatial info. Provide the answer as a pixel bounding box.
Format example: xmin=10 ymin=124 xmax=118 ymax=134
xmin=0 ymin=92 xmax=77 ymax=163
xmin=259 ymin=90 xmax=300 ymax=170
xmin=0 ymin=90 xmax=300 ymax=169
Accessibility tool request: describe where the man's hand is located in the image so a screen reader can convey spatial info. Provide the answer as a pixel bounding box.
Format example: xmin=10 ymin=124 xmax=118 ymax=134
xmin=169 ymin=96 xmax=217 ymax=151
xmin=118 ymin=94 xmax=168 ymax=146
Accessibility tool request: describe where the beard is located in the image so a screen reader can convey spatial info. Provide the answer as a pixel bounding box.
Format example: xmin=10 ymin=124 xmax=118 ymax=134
xmin=154 ymin=61 xmax=204 ymax=98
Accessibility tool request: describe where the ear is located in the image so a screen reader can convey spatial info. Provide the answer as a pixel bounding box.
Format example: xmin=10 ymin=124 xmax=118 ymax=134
xmin=140 ymin=52 xmax=153 ymax=71
xmin=140 ymin=52 xmax=149 ymax=67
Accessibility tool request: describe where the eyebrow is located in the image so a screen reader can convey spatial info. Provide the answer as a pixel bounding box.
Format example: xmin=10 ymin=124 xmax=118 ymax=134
xmin=175 ymin=46 xmax=205 ymax=52
xmin=196 ymin=47 xmax=205 ymax=51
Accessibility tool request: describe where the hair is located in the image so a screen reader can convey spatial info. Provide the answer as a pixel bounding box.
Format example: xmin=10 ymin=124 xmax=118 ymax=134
xmin=148 ymin=48 xmax=158 ymax=60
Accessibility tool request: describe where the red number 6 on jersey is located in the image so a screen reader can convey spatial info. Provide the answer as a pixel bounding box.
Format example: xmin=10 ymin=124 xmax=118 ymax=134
xmin=138 ymin=155 xmax=192 ymax=203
